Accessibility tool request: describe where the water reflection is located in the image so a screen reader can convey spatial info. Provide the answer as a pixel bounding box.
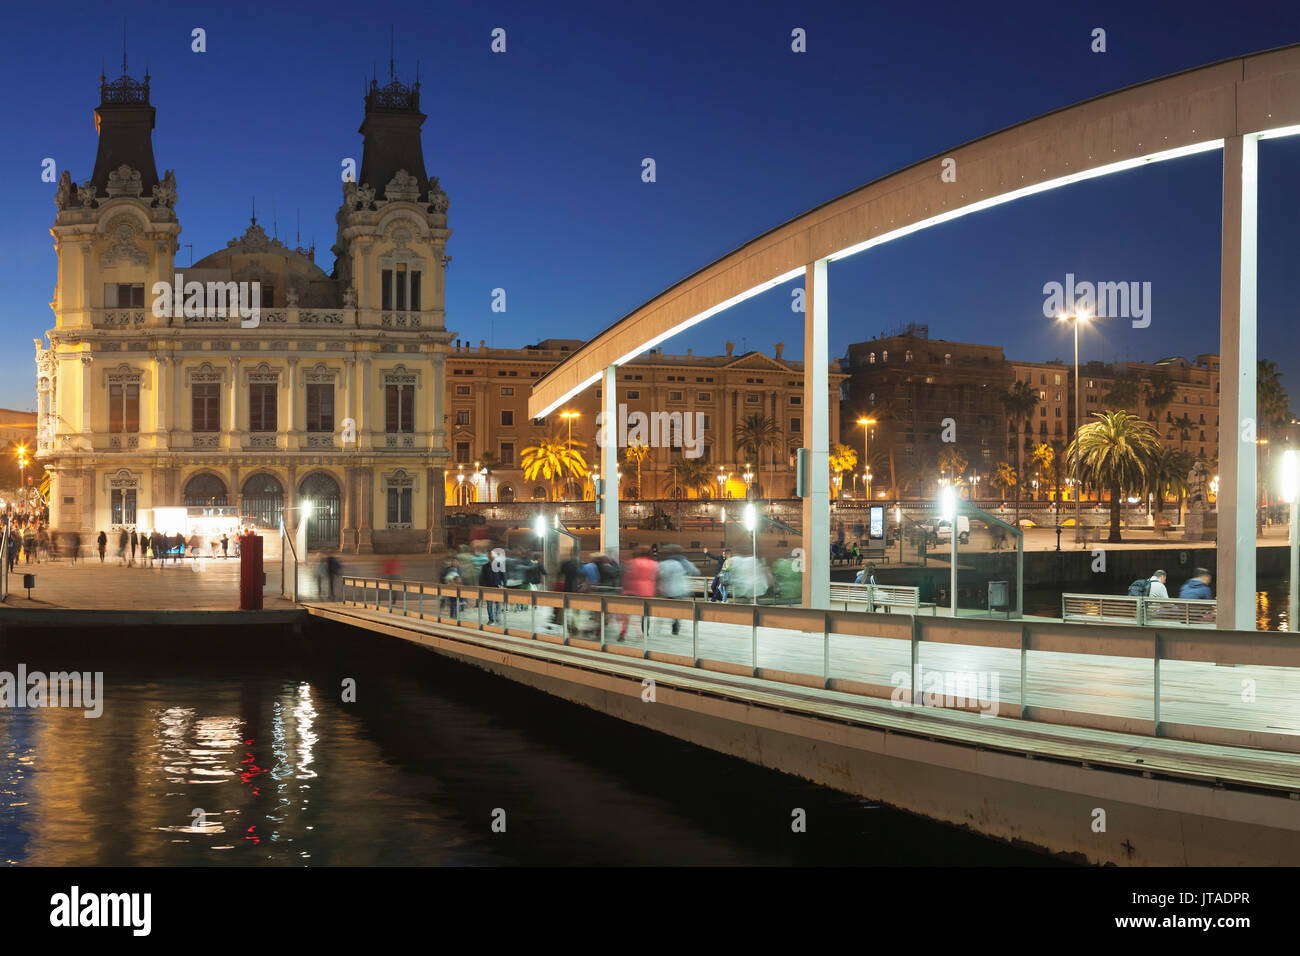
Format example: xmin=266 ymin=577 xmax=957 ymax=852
xmin=0 ymin=623 xmax=1057 ymax=866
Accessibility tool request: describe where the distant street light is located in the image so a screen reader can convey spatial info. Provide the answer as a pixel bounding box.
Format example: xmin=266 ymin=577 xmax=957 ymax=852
xmin=1057 ymin=309 xmax=1091 ymax=540
xmin=1282 ymin=450 xmax=1299 ymax=630
xmin=856 ymin=417 xmax=876 ymax=499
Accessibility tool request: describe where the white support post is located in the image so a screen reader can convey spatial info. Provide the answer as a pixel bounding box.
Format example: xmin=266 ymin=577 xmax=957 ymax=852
xmin=802 ymin=259 xmax=830 ymax=609
xmin=1218 ymin=134 xmax=1258 ymax=631
xmin=601 ymin=363 xmax=619 ymax=558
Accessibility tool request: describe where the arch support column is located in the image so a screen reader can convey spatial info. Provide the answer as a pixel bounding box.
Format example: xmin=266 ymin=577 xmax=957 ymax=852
xmin=600 ymin=364 xmax=620 ymax=557
xmin=1218 ymin=134 xmax=1258 ymax=631
xmin=802 ymin=259 xmax=830 ymax=609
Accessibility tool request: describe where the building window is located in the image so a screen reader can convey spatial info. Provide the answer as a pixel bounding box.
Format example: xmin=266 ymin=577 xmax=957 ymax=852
xmin=501 ymin=386 xmax=514 ymax=396
xmin=944 ymin=354 xmax=951 ymax=365
xmin=305 ymin=383 xmax=334 ymax=433
xmin=455 ymin=385 xmax=470 ymax=395
xmin=386 ymin=487 xmax=413 ymax=525
xmin=110 ymin=488 xmax=137 ymax=526
xmin=108 ymin=383 xmax=139 ymax=433
xmin=627 ymin=390 xmax=640 ymax=400
xmin=192 ymin=383 xmax=221 ymax=433
xmin=882 ymin=351 xmax=888 ymax=362
xmin=104 ymin=283 xmax=145 ymax=308
xmin=790 ymin=418 xmax=801 ymax=432
xmin=500 ymin=442 xmax=515 ymax=466
xmin=905 ymin=350 xmax=913 ymax=362
xmin=698 ymin=392 xmax=712 ymax=401
xmin=249 ymin=383 xmax=278 ymax=432
xmin=455 ymin=409 xmax=470 ymax=426
xmin=668 ymin=390 xmax=683 ymax=402
xmin=1054 ymin=374 xmax=1061 ymax=385
xmin=790 ymin=395 xmax=801 ymax=405
xmin=746 ymin=393 xmax=759 ymax=403
xmin=382 ymin=266 xmax=422 ymax=311
xmin=532 ymin=417 xmax=547 ymax=427
xmin=869 ymin=353 xmax=876 ymax=364
xmin=455 ymin=441 xmax=470 ymax=462
xmin=385 ymin=383 xmax=415 ymax=432
xmin=501 ymin=410 xmax=514 ymax=426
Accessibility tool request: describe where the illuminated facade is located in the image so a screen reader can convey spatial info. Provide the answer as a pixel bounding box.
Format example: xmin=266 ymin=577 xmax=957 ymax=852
xmin=35 ymin=67 xmax=452 ymax=551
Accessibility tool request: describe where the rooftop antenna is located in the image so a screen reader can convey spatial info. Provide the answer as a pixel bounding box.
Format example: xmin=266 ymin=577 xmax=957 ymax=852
xmin=389 ymin=25 xmax=395 ymax=81
xmin=122 ymin=18 xmax=127 ymax=75
xmin=251 ymin=196 xmax=256 ymax=225
xmin=272 ymin=196 xmax=278 ymax=240
xmin=296 ymin=209 xmax=300 ymax=248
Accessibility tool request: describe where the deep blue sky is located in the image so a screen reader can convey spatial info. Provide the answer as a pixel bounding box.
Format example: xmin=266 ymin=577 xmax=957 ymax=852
xmin=2 ymin=0 xmax=1297 ymax=412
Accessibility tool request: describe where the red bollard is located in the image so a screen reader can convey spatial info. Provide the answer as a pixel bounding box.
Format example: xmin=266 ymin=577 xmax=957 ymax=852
xmin=239 ymin=532 xmax=264 ymax=610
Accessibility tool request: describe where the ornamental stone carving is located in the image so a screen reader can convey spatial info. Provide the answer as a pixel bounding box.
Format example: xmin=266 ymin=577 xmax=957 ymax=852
xmin=355 ymin=184 xmax=375 ymax=208
xmin=152 ymin=170 xmax=178 ymax=209
xmin=384 ymin=169 xmax=421 ymax=202
xmin=77 ymin=181 xmax=97 ymax=206
xmin=55 ymin=170 xmax=74 ymax=210
xmin=105 ymin=165 xmax=143 ymax=198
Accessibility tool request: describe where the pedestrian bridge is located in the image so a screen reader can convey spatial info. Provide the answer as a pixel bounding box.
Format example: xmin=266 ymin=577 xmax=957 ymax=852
xmin=307 ymin=577 xmax=1300 ymax=865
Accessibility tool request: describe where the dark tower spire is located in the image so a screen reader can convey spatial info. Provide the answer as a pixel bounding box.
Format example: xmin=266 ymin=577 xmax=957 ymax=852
xmin=90 ymin=54 xmax=159 ymax=197
xmin=358 ymin=58 xmax=429 ymax=199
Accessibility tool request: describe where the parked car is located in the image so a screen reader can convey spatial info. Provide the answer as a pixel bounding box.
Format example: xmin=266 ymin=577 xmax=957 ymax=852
xmin=932 ymin=516 xmax=970 ymax=545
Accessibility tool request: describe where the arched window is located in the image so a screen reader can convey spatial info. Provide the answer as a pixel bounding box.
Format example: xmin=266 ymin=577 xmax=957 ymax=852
xmin=498 ymin=484 xmax=515 ymax=503
xmin=184 ymin=473 xmax=228 ymax=507
xmin=241 ymin=473 xmax=284 ymax=529
xmin=532 ymin=486 xmax=547 ymax=500
xmin=905 ymin=350 xmax=912 ymax=362
xmin=299 ymin=472 xmax=340 ymax=548
xmin=882 ymin=350 xmax=888 ymax=363
xmin=868 ymin=352 xmax=876 ymax=364
xmin=944 ymin=353 xmax=952 ymax=365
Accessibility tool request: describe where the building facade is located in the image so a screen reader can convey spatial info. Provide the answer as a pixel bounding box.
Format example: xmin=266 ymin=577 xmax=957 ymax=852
xmin=444 ymin=338 xmax=844 ymax=502
xmin=35 ymin=68 xmax=452 ymax=551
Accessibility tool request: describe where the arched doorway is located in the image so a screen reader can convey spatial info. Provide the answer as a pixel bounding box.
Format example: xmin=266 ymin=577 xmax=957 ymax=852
xmin=299 ymin=472 xmax=341 ymax=548
xmin=241 ymin=473 xmax=284 ymax=530
xmin=183 ymin=473 xmax=228 ymax=507
xmin=497 ymin=484 xmax=515 ymax=503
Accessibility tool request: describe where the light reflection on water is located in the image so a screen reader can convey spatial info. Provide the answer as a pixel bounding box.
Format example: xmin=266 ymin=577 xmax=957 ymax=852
xmin=0 ymin=624 xmax=1057 ymax=867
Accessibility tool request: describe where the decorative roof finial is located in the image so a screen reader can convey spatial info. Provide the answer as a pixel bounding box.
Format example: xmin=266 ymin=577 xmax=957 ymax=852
xmin=251 ymin=196 xmax=256 ymax=226
xmin=122 ymin=17 xmax=128 ymax=76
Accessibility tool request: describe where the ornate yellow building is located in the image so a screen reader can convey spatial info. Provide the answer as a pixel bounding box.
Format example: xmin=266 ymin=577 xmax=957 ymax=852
xmin=35 ymin=67 xmax=451 ymax=551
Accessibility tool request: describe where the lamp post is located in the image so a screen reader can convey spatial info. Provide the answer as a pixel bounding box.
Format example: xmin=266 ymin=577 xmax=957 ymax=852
xmin=1282 ymin=450 xmax=1299 ymax=630
xmin=717 ymin=469 xmax=727 ymax=500
xmin=743 ymin=465 xmax=754 ymax=499
xmin=1056 ymin=310 xmax=1092 ymax=539
xmin=856 ymin=417 xmax=876 ymax=497
xmin=941 ymin=484 xmax=958 ymax=617
xmin=743 ymin=501 xmax=758 ymax=603
xmin=16 ymin=445 xmax=27 ymax=516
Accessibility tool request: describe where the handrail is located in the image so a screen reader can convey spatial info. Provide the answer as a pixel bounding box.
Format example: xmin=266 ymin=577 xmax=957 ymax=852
xmin=332 ymin=575 xmax=1300 ymax=755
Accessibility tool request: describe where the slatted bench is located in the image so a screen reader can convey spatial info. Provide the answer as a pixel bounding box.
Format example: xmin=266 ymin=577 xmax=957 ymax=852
xmin=830 ymin=582 xmax=937 ymax=615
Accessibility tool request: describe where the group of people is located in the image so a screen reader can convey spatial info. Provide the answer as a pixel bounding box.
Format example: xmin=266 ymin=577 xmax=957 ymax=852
xmin=88 ymin=529 xmax=234 ymax=567
xmin=1132 ymin=567 xmax=1214 ymax=601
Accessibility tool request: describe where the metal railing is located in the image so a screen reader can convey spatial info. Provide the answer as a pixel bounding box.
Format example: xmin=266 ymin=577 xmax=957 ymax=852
xmin=333 ymin=576 xmax=1300 ymax=754
xmin=1062 ymin=593 xmax=1216 ymax=628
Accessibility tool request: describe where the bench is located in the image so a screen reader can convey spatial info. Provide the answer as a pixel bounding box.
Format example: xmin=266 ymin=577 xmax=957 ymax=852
xmin=829 ymin=582 xmax=937 ymax=615
xmin=1062 ymin=593 xmax=1217 ymax=627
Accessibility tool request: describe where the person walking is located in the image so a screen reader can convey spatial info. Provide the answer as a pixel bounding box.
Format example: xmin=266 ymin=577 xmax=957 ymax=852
xmin=656 ymin=546 xmax=695 ymax=635
xmin=5 ymin=532 xmax=17 ymax=574
xmin=117 ymin=528 xmax=128 ymax=565
xmin=221 ymin=533 xmax=229 ymax=559
xmin=129 ymin=529 xmax=138 ymax=567
xmin=479 ymin=548 xmax=507 ymax=625
xmin=23 ymin=527 xmax=35 ymax=565
xmin=69 ymin=532 xmax=81 ymax=566
xmin=97 ymin=530 xmax=107 ymax=563
xmin=618 ymin=549 xmax=659 ymax=642
xmin=1179 ymin=568 xmax=1214 ymax=600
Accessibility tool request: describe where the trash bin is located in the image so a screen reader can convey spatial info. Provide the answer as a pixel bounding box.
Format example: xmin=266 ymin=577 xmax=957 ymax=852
xmin=988 ymin=580 xmax=1009 ymax=617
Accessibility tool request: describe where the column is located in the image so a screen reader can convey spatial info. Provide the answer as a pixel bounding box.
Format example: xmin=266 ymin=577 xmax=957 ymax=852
xmin=342 ymin=466 xmax=357 ymax=551
xmin=601 ymin=364 xmax=620 ymax=557
xmin=358 ymin=356 xmax=371 ymax=451
xmin=802 ymin=259 xmax=830 ymax=609
xmin=1217 ymin=134 xmax=1258 ymax=631
xmin=285 ymin=357 xmax=299 ymax=450
xmin=227 ymin=357 xmax=241 ymax=449
xmin=341 ymin=355 xmax=355 ymax=447
xmin=79 ymin=354 xmax=93 ymax=452
xmin=358 ymin=469 xmax=374 ymax=553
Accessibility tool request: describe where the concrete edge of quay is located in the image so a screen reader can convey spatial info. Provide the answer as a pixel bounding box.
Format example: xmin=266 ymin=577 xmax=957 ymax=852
xmin=0 ymin=607 xmax=309 ymax=628
xmin=308 ymin=603 xmax=1300 ymax=866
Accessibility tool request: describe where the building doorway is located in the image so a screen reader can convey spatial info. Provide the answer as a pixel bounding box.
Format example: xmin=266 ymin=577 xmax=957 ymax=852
xmin=241 ymin=473 xmax=284 ymax=530
xmin=299 ymin=472 xmax=341 ymax=548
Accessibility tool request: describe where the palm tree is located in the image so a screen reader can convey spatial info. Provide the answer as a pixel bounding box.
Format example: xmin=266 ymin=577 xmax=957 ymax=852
xmin=937 ymin=445 xmax=968 ymax=489
xmin=478 ymin=452 xmax=502 ymax=503
xmin=1030 ymin=442 xmax=1054 ymax=502
xmin=734 ymin=413 xmax=780 ymax=496
xmin=1172 ymin=413 xmax=1194 ymax=452
xmin=1147 ymin=446 xmax=1195 ymax=521
xmin=1067 ymin=410 xmax=1161 ymax=542
xmin=522 ymin=435 xmax=589 ymax=501
xmin=664 ymin=457 xmax=714 ymax=499
xmin=829 ymin=443 xmax=858 ymax=497
xmin=990 ymin=461 xmax=1017 ymax=500
xmin=1142 ymin=370 xmax=1178 ymax=426
xmin=1102 ymin=376 xmax=1141 ymax=412
xmin=623 ymin=441 xmax=650 ymax=498
xmin=1000 ymin=380 xmax=1039 ymax=523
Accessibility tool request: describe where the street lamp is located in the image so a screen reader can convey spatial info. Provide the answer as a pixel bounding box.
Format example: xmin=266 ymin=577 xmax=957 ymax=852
xmin=1057 ymin=309 xmax=1091 ymax=539
xmin=856 ymin=417 xmax=876 ymax=498
xmin=717 ymin=469 xmax=727 ymax=499
xmin=743 ymin=501 xmax=758 ymax=602
xmin=1282 ymin=450 xmax=1299 ymax=630
xmin=941 ymin=484 xmax=958 ymax=617
xmin=743 ymin=465 xmax=754 ymax=498
xmin=15 ymin=445 xmax=27 ymax=516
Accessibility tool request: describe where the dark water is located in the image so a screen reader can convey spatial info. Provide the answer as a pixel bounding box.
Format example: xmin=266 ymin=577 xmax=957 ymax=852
xmin=0 ymin=622 xmax=1058 ymax=866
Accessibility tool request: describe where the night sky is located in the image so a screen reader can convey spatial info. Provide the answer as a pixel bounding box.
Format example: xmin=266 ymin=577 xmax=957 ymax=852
xmin=1 ymin=0 xmax=1296 ymax=412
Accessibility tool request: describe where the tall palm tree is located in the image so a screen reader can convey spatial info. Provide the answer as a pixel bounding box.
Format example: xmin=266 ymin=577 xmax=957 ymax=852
xmin=734 ymin=413 xmax=780 ymax=496
xmin=1147 ymin=446 xmax=1195 ymax=521
xmin=1142 ymin=370 xmax=1178 ymax=426
xmin=1030 ymin=442 xmax=1055 ymax=502
xmin=1000 ymin=380 xmax=1039 ymax=523
xmin=937 ymin=445 xmax=968 ymax=489
xmin=990 ymin=461 xmax=1017 ymax=500
xmin=664 ymin=457 xmax=714 ymax=499
xmin=522 ymin=435 xmax=589 ymax=501
xmin=1067 ymin=410 xmax=1161 ymax=542
xmin=1102 ymin=376 xmax=1141 ymax=412
xmin=829 ymin=443 xmax=858 ymax=497
xmin=1172 ymin=413 xmax=1195 ymax=452
xmin=622 ymin=441 xmax=650 ymax=498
